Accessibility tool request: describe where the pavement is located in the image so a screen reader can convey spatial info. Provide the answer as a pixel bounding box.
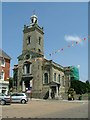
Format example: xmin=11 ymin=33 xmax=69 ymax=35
xmin=1 ymin=99 xmax=88 ymax=118
xmin=31 ymin=98 xmax=88 ymax=103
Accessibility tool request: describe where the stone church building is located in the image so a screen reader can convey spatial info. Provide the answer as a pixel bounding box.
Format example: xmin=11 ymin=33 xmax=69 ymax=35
xmin=13 ymin=14 xmax=71 ymax=99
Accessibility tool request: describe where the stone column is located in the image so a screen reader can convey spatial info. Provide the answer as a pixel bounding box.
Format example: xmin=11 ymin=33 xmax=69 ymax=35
xmin=24 ymin=65 xmax=27 ymax=74
xmin=49 ymin=88 xmax=52 ymax=99
xmin=56 ymin=86 xmax=59 ymax=97
xmin=22 ymin=81 xmax=25 ymax=92
xmin=30 ymin=80 xmax=32 ymax=88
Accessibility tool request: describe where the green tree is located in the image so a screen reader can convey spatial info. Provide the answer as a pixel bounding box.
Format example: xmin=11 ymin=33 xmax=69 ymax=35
xmin=86 ymin=80 xmax=90 ymax=93
xmin=86 ymin=80 xmax=89 ymax=85
xmin=71 ymin=80 xmax=87 ymax=94
xmin=9 ymin=77 xmax=14 ymax=91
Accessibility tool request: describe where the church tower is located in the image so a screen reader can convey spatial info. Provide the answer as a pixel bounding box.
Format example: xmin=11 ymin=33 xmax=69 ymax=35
xmin=16 ymin=14 xmax=44 ymax=94
xmin=22 ymin=14 xmax=44 ymax=56
xmin=13 ymin=13 xmax=70 ymax=99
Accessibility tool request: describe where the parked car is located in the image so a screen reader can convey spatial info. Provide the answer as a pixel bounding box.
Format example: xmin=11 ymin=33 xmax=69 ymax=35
xmin=10 ymin=93 xmax=28 ymax=104
xmin=0 ymin=93 xmax=11 ymax=105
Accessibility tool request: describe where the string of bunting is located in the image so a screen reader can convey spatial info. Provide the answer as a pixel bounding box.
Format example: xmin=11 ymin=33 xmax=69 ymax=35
xmin=49 ymin=35 xmax=89 ymax=56
xmin=2 ymin=35 xmax=89 ymax=70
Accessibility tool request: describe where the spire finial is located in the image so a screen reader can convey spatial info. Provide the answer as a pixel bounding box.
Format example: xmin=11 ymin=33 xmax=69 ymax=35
xmin=31 ymin=11 xmax=38 ymax=24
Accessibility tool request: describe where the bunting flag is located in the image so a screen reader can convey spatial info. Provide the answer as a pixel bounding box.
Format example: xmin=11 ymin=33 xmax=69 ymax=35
xmin=61 ymin=48 xmax=64 ymax=51
xmin=48 ymin=35 xmax=88 ymax=56
xmin=79 ymin=39 xmax=82 ymax=42
xmin=68 ymin=45 xmax=70 ymax=48
xmin=76 ymin=41 xmax=78 ymax=44
xmin=84 ymin=38 xmax=86 ymax=40
xmin=57 ymin=50 xmax=60 ymax=53
xmin=72 ymin=42 xmax=74 ymax=47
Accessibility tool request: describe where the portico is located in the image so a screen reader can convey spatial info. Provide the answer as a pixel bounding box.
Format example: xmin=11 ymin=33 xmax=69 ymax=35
xmin=49 ymin=81 xmax=60 ymax=99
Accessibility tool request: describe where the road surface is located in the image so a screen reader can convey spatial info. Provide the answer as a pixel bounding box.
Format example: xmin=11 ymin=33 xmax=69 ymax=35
xmin=1 ymin=99 xmax=88 ymax=118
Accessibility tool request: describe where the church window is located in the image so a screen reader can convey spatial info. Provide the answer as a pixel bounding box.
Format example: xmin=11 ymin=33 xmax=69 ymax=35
xmin=58 ymin=74 xmax=60 ymax=83
xmin=27 ymin=36 xmax=31 ymax=45
xmin=41 ymin=66 xmax=43 ymax=70
xmin=23 ymin=63 xmax=32 ymax=74
xmin=44 ymin=73 xmax=48 ymax=84
xmin=54 ymin=73 xmax=56 ymax=81
xmin=31 ymin=19 xmax=33 ymax=23
xmin=38 ymin=65 xmax=39 ymax=69
xmin=27 ymin=64 xmax=30 ymax=74
xmin=38 ymin=49 xmax=41 ymax=53
xmin=62 ymin=76 xmax=65 ymax=86
xmin=26 ymin=54 xmax=30 ymax=59
xmin=39 ymin=37 xmax=41 ymax=45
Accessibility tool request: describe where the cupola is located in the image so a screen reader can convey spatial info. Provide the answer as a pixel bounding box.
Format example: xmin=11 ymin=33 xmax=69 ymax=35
xmin=30 ymin=14 xmax=38 ymax=24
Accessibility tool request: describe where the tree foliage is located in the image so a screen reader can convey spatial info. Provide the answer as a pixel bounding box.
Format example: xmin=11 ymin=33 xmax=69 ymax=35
xmin=71 ymin=80 xmax=90 ymax=94
xmin=9 ymin=77 xmax=14 ymax=91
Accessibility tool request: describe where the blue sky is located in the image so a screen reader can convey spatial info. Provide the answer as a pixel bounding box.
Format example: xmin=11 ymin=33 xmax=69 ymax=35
xmin=2 ymin=2 xmax=88 ymax=82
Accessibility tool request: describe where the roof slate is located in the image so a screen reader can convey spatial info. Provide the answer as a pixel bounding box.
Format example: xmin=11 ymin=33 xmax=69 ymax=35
xmin=0 ymin=49 xmax=11 ymax=60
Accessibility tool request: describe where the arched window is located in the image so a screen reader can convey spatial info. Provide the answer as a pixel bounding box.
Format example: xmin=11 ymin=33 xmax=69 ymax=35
xmin=54 ymin=73 xmax=56 ymax=81
xmin=25 ymin=54 xmax=30 ymax=59
xmin=58 ymin=74 xmax=60 ymax=83
xmin=44 ymin=73 xmax=48 ymax=84
xmin=38 ymin=49 xmax=41 ymax=53
xmin=27 ymin=36 xmax=31 ymax=45
xmin=39 ymin=37 xmax=41 ymax=45
xmin=62 ymin=76 xmax=65 ymax=86
xmin=23 ymin=63 xmax=32 ymax=74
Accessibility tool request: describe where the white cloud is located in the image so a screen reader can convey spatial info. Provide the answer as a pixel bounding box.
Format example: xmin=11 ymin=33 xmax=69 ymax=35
xmin=65 ymin=35 xmax=82 ymax=43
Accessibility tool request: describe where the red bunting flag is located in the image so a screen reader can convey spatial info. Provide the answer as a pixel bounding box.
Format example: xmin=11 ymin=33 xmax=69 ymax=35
xmin=72 ymin=42 xmax=74 ymax=46
xmin=84 ymin=38 xmax=86 ymax=40
xmin=79 ymin=39 xmax=82 ymax=42
xmin=48 ymin=36 xmax=87 ymax=56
